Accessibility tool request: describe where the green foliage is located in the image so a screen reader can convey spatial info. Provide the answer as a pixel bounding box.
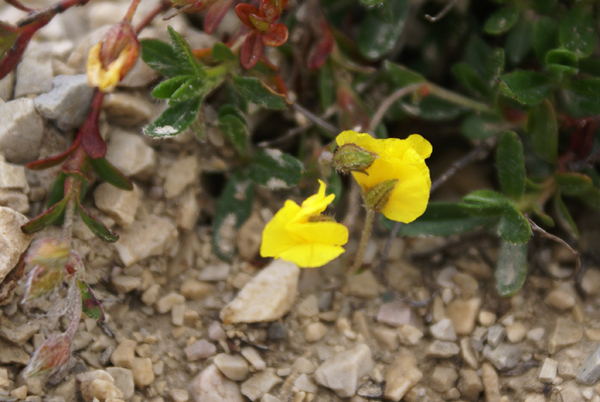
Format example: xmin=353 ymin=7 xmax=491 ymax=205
xmin=248 ymin=149 xmax=304 ymax=189
xmin=496 ymin=131 xmax=525 ymax=199
xmin=495 ymin=241 xmax=528 ymax=296
xmin=483 ymin=6 xmax=518 ymax=35
xmin=231 ymin=76 xmax=288 ymax=109
xmin=357 ymin=0 xmax=409 ymax=60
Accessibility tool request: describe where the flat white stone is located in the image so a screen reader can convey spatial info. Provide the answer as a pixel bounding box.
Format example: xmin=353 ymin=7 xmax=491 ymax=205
xmin=0 ymin=207 xmax=33 ymax=283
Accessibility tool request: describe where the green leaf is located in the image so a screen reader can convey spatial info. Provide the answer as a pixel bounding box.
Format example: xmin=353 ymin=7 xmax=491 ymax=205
xmin=554 ymin=172 xmax=593 ymax=196
xmin=21 ymin=197 xmax=69 ymax=234
xmin=464 ymin=37 xmax=492 ymax=77
xmin=232 ymin=76 xmax=288 ymax=109
xmin=326 ymin=171 xmax=343 ymax=205
xmin=218 ymin=114 xmax=249 ymax=156
xmin=226 ymin=83 xmax=248 ymax=114
xmin=248 ymin=148 xmax=304 ymax=189
xmin=569 ymin=78 xmax=600 ymax=114
xmin=485 ymin=48 xmax=505 ymax=83
xmin=212 ymin=172 xmax=255 ymax=260
xmin=458 ymin=190 xmax=510 ymax=217
xmin=483 ymin=6 xmax=519 ymax=35
xmin=532 ymin=0 xmax=557 ymax=14
xmin=527 ymin=99 xmax=558 ymax=163
xmin=495 ymin=240 xmax=528 ymax=296
xmin=498 ymin=204 xmax=531 ymax=244
xmin=320 ymin=62 xmax=335 ymax=110
xmin=357 ymin=0 xmax=410 ymax=60
xmin=385 ymin=61 xmax=426 ymax=87
xmin=144 ymin=96 xmax=203 ymax=137
xmin=499 ymin=71 xmax=551 ymax=105
xmin=497 ymin=131 xmax=525 ymax=199
xmin=169 ymin=77 xmax=208 ymax=105
xmin=400 ymin=96 xmax=466 ymax=121
xmin=580 ymin=58 xmax=600 ymax=76
xmin=546 ymin=48 xmax=578 ymax=81
xmin=167 ymin=26 xmax=203 ymax=75
xmin=89 ymin=157 xmax=133 ymax=191
xmin=452 ymin=62 xmax=491 ymax=99
xmin=553 ymin=193 xmax=579 ymax=239
xmin=212 ymin=42 xmax=236 ymax=61
xmin=533 ymin=16 xmax=559 ymax=63
xmin=559 ymin=6 xmax=596 ymax=59
xmin=460 ymin=113 xmax=504 ymax=139
xmin=505 ymin=18 xmax=533 ymax=65
xmin=78 ymin=280 xmax=105 ymax=321
xmin=140 ymin=38 xmax=195 ymax=78
xmin=47 ymin=172 xmax=66 ymax=209
xmin=381 ymin=202 xmax=494 ymax=236
xmin=151 ymin=76 xmax=191 ymax=99
xmin=218 ymin=104 xmax=246 ymax=122
xmin=77 ymin=202 xmax=119 ymax=242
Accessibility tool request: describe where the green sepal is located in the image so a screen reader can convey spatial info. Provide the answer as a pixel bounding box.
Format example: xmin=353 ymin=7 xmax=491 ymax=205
xmin=89 ymin=157 xmax=133 ymax=191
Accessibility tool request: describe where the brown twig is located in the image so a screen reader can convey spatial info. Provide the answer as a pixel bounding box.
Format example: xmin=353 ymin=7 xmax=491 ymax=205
xmin=528 ymin=217 xmax=581 ymax=282
xmin=368 ymin=83 xmax=424 ymax=134
xmin=292 ymin=103 xmax=338 ymax=135
xmin=425 ymin=0 xmax=460 ymax=22
xmin=135 ymin=0 xmax=170 ymax=34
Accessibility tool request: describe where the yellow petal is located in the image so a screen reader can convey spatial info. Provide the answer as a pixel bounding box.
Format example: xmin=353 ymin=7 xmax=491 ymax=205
xmin=292 ymin=180 xmax=335 ymax=223
xmin=260 ymin=200 xmax=302 ymax=258
xmin=381 ymin=157 xmax=431 ymax=223
xmin=277 ymin=243 xmax=346 ymax=268
xmin=286 ymin=220 xmax=349 ymax=246
xmin=86 ymin=43 xmax=134 ymax=93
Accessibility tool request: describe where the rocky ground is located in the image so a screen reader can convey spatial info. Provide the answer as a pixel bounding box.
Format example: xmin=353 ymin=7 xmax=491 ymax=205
xmin=3 ymin=0 xmax=600 ymax=402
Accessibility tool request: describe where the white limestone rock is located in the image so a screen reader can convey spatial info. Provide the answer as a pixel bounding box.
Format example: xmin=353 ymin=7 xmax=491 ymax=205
xmin=105 ymin=130 xmax=156 ymax=180
xmin=94 ymin=183 xmax=140 ymax=228
xmin=0 ymin=207 xmax=33 ymax=283
xmin=114 ymin=215 xmax=178 ymax=266
xmin=188 ymin=364 xmax=244 ymax=402
xmin=314 ymin=344 xmax=373 ymax=398
xmin=0 ymin=98 xmax=45 ymax=163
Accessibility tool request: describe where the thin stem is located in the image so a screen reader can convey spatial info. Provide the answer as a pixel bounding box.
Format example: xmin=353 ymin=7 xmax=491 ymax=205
xmin=368 ymin=83 xmax=423 ymax=134
xmin=292 ymin=103 xmax=338 ymax=136
xmin=4 ymin=0 xmax=33 ymax=12
xmin=65 ymin=279 xmax=82 ymax=339
xmin=124 ymin=0 xmax=142 ymax=22
xmin=258 ymin=108 xmax=337 ymax=148
xmin=348 ymin=209 xmax=375 ymax=274
xmin=425 ymin=0 xmax=459 ymax=22
xmin=135 ymin=0 xmax=170 ymax=33
xmin=62 ymin=192 xmax=76 ymax=246
xmin=428 ymin=83 xmax=492 ymax=113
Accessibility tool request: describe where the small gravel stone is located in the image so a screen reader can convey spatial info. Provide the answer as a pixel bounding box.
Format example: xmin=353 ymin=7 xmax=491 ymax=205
xmin=0 ymin=323 xmax=39 ymax=345
xmin=111 ymin=275 xmax=141 ymax=294
xmin=188 ymin=364 xmax=244 ymax=402
xmin=34 ymin=74 xmax=94 ymax=130
xmin=132 ymin=357 xmax=154 ymax=388
xmin=181 ymin=280 xmax=214 ymax=300
xmin=506 ymin=322 xmax=527 ymax=343
xmin=221 ymin=260 xmax=299 ymax=324
xmin=11 ymin=385 xmax=28 ymax=400
xmin=141 ymin=284 xmax=160 ymax=306
xmin=0 ymin=98 xmax=44 ymax=163
xmin=318 ymin=291 xmax=333 ymax=311
xmin=383 ymin=350 xmax=422 ymax=401
xmin=292 ymin=357 xmax=315 ymax=374
xmin=236 ymin=212 xmax=264 ymax=262
xmin=185 ymin=340 xmax=217 ymax=361
xmin=548 ymin=317 xmax=582 ymax=353
xmin=172 ymin=304 xmax=186 ymax=326
xmin=81 ymin=379 xmax=123 ymax=402
xmin=458 ymin=369 xmax=483 ymax=401
xmin=208 ymin=322 xmax=226 ymax=341
xmin=267 ymin=322 xmax=287 ymax=340
xmin=14 ymin=42 xmax=53 ymax=98
xmin=377 ymin=301 xmax=419 ymax=327
xmin=155 ymin=292 xmax=185 ymax=314
xmin=304 ymin=322 xmax=328 ymax=342
xmin=545 ymin=289 xmax=576 ymax=310
xmin=294 ymin=374 xmax=318 ymax=393
xmin=581 ymin=269 xmax=600 ymax=296
xmin=430 ymin=366 xmax=458 ymax=393
xmin=481 ymin=362 xmax=500 ymax=402
xmin=426 ymin=341 xmax=460 ymax=358
xmin=398 ymin=325 xmax=423 ymax=345
xmin=164 ymin=156 xmax=199 ymax=199
xmin=577 ymin=345 xmax=600 ymax=385
xmin=169 ymin=389 xmax=189 ymax=402
xmin=241 ymin=347 xmax=266 ymax=371
xmin=105 ymin=130 xmax=156 ymax=180
xmin=345 ymin=270 xmax=379 ymax=298
xmin=240 ymin=369 xmax=282 ymax=401
xmin=486 ymin=325 xmax=505 ymax=347
xmin=214 ymin=354 xmax=250 ymax=381
xmin=0 ymin=161 xmax=28 ymax=192
xmin=114 ymin=215 xmax=178 ymax=266
xmin=527 ymin=327 xmax=545 ymax=342
xmin=460 ymin=338 xmax=479 ymax=370
xmin=314 ymin=344 xmax=373 ymax=398
xmin=430 ymin=318 xmax=457 ymax=341
xmin=482 ymin=343 xmax=520 ymax=370
xmin=106 ymin=368 xmax=135 ymax=400
xmin=446 ymin=298 xmax=481 ymax=336
xmin=94 ymin=183 xmax=141 ymax=228
xmin=111 ymin=339 xmax=136 ymax=369
xmin=373 ymin=326 xmax=399 ymax=351
xmin=198 ymin=263 xmax=230 ymax=281
xmin=479 ymin=311 xmax=497 ymax=327
xmin=538 ymin=358 xmax=558 ymax=383
xmin=260 ymin=395 xmax=281 ymax=402
xmin=296 ymin=295 xmax=319 ymax=318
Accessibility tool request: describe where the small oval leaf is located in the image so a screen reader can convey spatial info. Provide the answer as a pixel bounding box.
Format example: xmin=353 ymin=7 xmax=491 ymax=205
xmin=495 ymin=240 xmax=528 ymax=297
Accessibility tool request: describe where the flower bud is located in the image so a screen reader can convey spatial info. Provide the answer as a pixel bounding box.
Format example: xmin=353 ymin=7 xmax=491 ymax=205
xmin=364 ymin=179 xmax=398 ymax=212
xmin=23 ymin=334 xmax=71 ymax=378
xmin=26 ymin=238 xmax=70 ymax=268
xmin=22 ymin=265 xmax=64 ymax=303
xmin=87 ymin=21 xmax=140 ymax=93
xmin=332 ymin=143 xmax=378 ymax=174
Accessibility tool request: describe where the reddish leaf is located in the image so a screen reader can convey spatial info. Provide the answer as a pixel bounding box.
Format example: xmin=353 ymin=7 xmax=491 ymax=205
xmin=21 ymin=197 xmax=69 ymax=234
xmin=235 ymin=3 xmax=260 ymax=29
xmin=23 ymin=333 xmax=71 ymax=378
xmin=26 ymin=135 xmax=81 ymax=170
xmin=262 ymin=23 xmax=288 ymax=47
xmin=62 ymin=146 xmax=93 ymax=182
xmin=78 ymin=279 xmax=105 ymax=321
xmin=77 ymin=201 xmax=119 ymax=242
xmin=0 ymin=18 xmax=50 ymax=80
xmin=307 ymin=20 xmax=333 ymax=70
xmin=570 ymin=118 xmax=596 ymax=161
xmin=80 ymin=92 xmax=107 ymax=159
xmin=204 ymin=0 xmax=234 ymax=34
xmin=249 ymin=13 xmax=271 ymax=31
xmin=240 ymin=30 xmax=264 ymax=70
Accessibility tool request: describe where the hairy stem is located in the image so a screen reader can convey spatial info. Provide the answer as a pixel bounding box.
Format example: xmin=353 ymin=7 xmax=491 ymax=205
xmin=348 ymin=209 xmax=375 ymax=274
xmin=62 ymin=188 xmax=76 ymax=246
xmin=124 ymin=0 xmax=141 ymax=22
xmin=428 ymin=83 xmax=492 ymax=113
xmin=135 ymin=0 xmax=170 ymax=33
xmin=369 ymin=83 xmax=424 ymax=134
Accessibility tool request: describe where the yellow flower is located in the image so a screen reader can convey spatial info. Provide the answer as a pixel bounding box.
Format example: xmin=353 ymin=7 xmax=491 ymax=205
xmin=86 ymin=43 xmax=136 ymax=92
xmin=336 ymin=130 xmax=432 ymax=223
xmin=260 ymin=180 xmax=349 ymax=268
